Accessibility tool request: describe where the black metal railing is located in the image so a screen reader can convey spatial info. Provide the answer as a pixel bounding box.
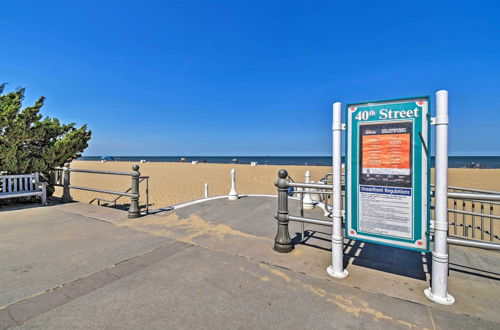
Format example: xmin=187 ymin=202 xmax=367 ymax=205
xmin=52 ymin=163 xmax=145 ymax=218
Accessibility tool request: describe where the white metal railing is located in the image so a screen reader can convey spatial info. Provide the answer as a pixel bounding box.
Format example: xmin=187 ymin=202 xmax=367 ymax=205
xmin=430 ymin=184 xmax=500 ymax=242
xmin=303 ymin=173 xmax=500 ymax=243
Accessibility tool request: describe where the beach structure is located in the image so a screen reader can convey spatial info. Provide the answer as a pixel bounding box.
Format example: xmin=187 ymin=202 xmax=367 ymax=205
xmin=302 ymin=170 xmax=314 ymax=210
xmin=273 ymin=90 xmax=500 ymax=306
xmin=54 ymin=163 xmax=149 ymax=217
xmin=228 ymin=168 xmax=238 ymax=200
xmin=204 ymin=182 xmax=209 ymax=198
xmin=0 ymin=173 xmax=47 ymax=205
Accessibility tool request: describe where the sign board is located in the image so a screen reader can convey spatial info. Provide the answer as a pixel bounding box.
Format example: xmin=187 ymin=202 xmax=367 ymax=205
xmin=346 ymin=97 xmax=430 ymax=251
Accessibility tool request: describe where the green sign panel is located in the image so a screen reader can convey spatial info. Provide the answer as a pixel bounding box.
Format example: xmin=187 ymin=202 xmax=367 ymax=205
xmin=346 ymin=97 xmax=430 ymax=252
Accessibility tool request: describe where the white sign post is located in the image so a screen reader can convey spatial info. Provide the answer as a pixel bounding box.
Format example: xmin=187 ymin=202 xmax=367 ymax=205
xmin=424 ymin=90 xmax=455 ymax=305
xmin=327 ymin=92 xmax=454 ymax=305
xmin=327 ymin=102 xmax=348 ymax=279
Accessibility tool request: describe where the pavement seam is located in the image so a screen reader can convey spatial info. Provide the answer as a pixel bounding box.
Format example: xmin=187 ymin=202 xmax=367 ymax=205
xmin=0 ymin=241 xmax=193 ymax=329
xmin=428 ymin=306 xmax=437 ymax=330
xmin=96 ymin=208 xmax=500 ymax=325
xmin=58 ymin=208 xmax=114 ymax=224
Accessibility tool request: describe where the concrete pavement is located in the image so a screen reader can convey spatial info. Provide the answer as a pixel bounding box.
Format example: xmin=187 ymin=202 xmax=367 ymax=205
xmin=0 ymin=197 xmax=499 ymax=329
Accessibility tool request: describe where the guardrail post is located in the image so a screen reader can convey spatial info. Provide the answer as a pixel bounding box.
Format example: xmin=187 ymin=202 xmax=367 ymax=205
xmin=62 ymin=162 xmax=72 ymax=203
xmin=128 ymin=165 xmax=141 ymax=218
xmin=424 ymin=90 xmax=455 ymax=305
xmin=303 ymin=170 xmax=314 ymax=209
xmin=274 ymin=169 xmax=293 ymax=253
xmin=228 ymin=168 xmax=238 ymax=200
xmin=327 ymin=102 xmax=348 ymax=279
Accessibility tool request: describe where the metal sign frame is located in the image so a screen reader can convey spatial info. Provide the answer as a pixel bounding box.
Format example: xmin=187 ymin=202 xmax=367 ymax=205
xmin=345 ymin=96 xmax=430 ymax=252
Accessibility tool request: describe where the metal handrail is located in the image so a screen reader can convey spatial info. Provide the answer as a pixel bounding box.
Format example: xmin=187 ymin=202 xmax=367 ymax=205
xmin=289 ymin=215 xmax=332 ymax=227
xmin=54 ymin=163 xmax=143 ymax=218
xmin=68 ymin=185 xmax=137 ymax=197
xmin=446 ymin=237 xmax=500 ymax=251
xmin=89 ymin=176 xmax=150 ymax=214
xmin=431 ymin=184 xmax=499 ymax=195
xmin=430 ymin=190 xmax=500 ymax=201
xmin=69 ymin=169 xmax=133 ymax=176
xmin=281 ymin=175 xmax=499 ymax=246
xmin=446 ymin=192 xmax=500 ymax=201
xmin=444 ymin=208 xmax=500 ymax=220
xmin=319 ymin=172 xmax=345 ymax=185
xmin=293 ymin=190 xmax=332 ymax=195
xmin=290 ymin=182 xmax=334 ymax=190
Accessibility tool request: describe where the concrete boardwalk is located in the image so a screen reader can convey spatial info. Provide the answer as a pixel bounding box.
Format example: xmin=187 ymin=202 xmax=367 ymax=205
xmin=0 ymin=197 xmax=499 ymax=329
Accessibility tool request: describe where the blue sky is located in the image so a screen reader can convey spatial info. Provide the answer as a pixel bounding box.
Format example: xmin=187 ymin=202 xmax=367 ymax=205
xmin=1 ymin=0 xmax=499 ymax=156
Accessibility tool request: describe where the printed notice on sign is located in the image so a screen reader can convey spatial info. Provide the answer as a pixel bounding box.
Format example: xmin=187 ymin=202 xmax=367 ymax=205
xmin=358 ymin=185 xmax=413 ymax=239
xmin=346 ymin=97 xmax=430 ymax=251
xmin=359 ymin=122 xmax=412 ymax=188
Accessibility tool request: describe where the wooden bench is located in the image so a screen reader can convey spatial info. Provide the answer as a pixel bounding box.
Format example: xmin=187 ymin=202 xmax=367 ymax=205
xmin=0 ymin=173 xmax=47 ymax=205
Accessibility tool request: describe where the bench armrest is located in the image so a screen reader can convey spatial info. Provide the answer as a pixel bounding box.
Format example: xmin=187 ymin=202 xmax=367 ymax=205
xmin=40 ymin=182 xmax=48 ymax=205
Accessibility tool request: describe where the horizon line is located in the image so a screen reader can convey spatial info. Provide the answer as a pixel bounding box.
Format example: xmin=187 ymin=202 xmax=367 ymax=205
xmin=80 ymin=155 xmax=500 ymax=157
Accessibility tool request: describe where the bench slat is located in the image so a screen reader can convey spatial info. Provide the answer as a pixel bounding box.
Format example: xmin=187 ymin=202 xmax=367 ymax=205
xmin=0 ymin=174 xmax=35 ymax=179
xmin=0 ymin=174 xmax=41 ymax=194
xmin=0 ymin=173 xmax=46 ymax=203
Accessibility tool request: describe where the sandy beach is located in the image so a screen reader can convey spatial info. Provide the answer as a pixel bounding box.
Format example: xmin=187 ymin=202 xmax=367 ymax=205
xmin=54 ymin=161 xmax=500 ymax=210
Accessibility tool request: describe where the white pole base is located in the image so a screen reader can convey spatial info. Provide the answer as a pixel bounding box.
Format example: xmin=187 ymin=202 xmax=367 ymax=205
xmin=302 ymin=192 xmax=314 ymax=209
xmin=424 ymin=288 xmax=455 ymax=305
xmin=303 ymin=203 xmax=314 ymax=210
xmin=228 ymin=194 xmax=238 ymax=201
xmin=326 ymin=266 xmax=348 ymax=279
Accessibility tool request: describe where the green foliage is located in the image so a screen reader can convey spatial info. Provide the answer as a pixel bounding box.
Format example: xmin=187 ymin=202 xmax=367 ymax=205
xmin=0 ymin=86 xmax=91 ymax=192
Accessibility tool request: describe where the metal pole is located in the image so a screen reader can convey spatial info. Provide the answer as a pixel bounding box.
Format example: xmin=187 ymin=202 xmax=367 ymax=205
xmin=128 ymin=165 xmax=141 ymax=218
xmin=274 ymin=169 xmax=293 ymax=253
xmin=204 ymin=183 xmax=209 ymax=198
xmin=300 ymin=188 xmax=305 ymax=242
xmin=62 ymin=162 xmax=72 ymax=203
xmin=446 ymin=236 xmax=500 ymax=251
xmin=327 ymin=102 xmax=348 ymax=279
xmin=490 ymin=205 xmax=494 ymax=241
xmin=145 ymin=177 xmax=149 ymax=214
xmin=301 ymin=190 xmax=305 ymax=242
xmin=424 ymin=90 xmax=455 ymax=305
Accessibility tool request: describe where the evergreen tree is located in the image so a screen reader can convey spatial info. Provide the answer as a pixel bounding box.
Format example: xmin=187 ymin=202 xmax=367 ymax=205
xmin=0 ymin=85 xmax=91 ymax=194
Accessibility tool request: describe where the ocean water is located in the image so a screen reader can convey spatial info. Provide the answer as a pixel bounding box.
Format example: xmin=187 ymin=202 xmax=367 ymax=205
xmin=79 ymin=156 xmax=500 ymax=168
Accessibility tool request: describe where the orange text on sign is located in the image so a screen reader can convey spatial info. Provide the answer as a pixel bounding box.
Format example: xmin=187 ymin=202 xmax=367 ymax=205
xmin=362 ymin=134 xmax=410 ymax=169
